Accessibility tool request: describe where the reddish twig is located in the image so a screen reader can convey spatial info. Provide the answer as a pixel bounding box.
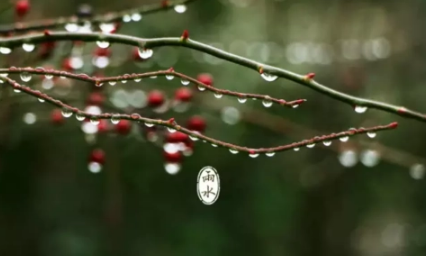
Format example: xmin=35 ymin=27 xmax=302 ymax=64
xmin=0 ymin=31 xmax=422 ymax=122
xmin=0 ymin=67 xmax=305 ymax=107
xmin=0 ymin=0 xmax=198 ymax=34
xmin=0 ymin=76 xmax=398 ymax=155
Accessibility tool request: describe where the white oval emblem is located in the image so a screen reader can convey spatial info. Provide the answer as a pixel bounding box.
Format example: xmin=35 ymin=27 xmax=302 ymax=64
xmin=197 ymin=166 xmax=220 ymax=205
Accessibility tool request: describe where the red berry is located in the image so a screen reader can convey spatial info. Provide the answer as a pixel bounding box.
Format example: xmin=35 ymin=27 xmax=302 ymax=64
xmin=97 ymin=119 xmax=108 ymax=133
xmin=132 ymin=47 xmax=144 ymax=61
xmin=90 ymin=149 xmax=105 ymax=164
xmin=164 ymin=151 xmax=182 ymax=163
xmin=175 ymin=87 xmax=192 ymax=102
xmin=147 ymin=90 xmax=165 ymax=107
xmin=187 ymin=116 xmax=206 ymax=132
xmin=87 ymin=92 xmax=105 ymax=106
xmin=50 ymin=109 xmax=64 ymax=125
xmin=166 ymin=131 xmax=188 ymax=143
xmin=115 ymin=120 xmax=131 ymax=135
xmin=94 ymin=47 xmax=111 ymax=57
xmin=62 ymin=58 xmax=73 ymax=71
xmin=15 ymin=0 xmax=30 ymax=17
xmin=197 ymin=73 xmax=213 ymax=86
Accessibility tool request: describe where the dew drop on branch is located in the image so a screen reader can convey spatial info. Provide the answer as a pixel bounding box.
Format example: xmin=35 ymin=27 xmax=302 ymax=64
xmin=229 ymin=149 xmax=239 ymax=154
xmin=45 ymin=74 xmax=53 ymax=80
xmin=167 ymin=127 xmax=177 ymax=133
xmin=262 ymin=96 xmax=273 ymax=108
xmin=189 ymin=135 xmax=199 ymax=141
xmin=174 ymin=4 xmax=187 ymax=13
xmin=249 ymin=153 xmax=259 ymax=158
xmin=260 ymin=72 xmax=278 ymax=82
xmin=292 ymin=104 xmax=299 ymax=108
xmin=120 ymin=80 xmax=127 ymax=84
xmin=266 ymin=152 xmax=275 ymax=157
xmin=166 ymin=74 xmax=174 ymax=80
xmin=306 ymin=143 xmax=315 ymax=148
xmin=213 ymin=93 xmax=223 ymax=99
xmin=181 ymin=79 xmax=189 ymax=85
xmin=65 ymin=23 xmax=79 ymax=32
xmin=0 ymin=47 xmax=11 ymax=55
xmin=293 ymin=147 xmax=300 ymax=151
xmin=144 ymin=122 xmax=154 ymax=127
xmin=238 ymin=96 xmax=247 ymax=103
xmin=90 ymin=118 xmax=100 ymax=125
xmin=96 ymin=41 xmax=110 ymax=49
xmin=109 ymin=81 xmax=116 ymax=86
xmin=134 ymin=78 xmax=142 ymax=82
xmin=367 ymin=131 xmax=376 ymax=138
xmin=197 ymin=86 xmax=206 ymax=91
xmin=122 ymin=14 xmax=131 ymax=22
xmin=354 ymin=105 xmax=367 ymax=114
xmin=76 ymin=113 xmax=85 ymax=121
xmin=339 ymin=136 xmax=349 ymax=142
xmin=22 ymin=43 xmax=35 ymax=52
xmin=37 ymin=98 xmax=45 ymax=103
xmin=13 ymin=88 xmax=21 ymax=93
xmin=131 ymin=13 xmax=142 ymax=21
xmin=138 ymin=48 xmax=153 ymax=59
xmin=99 ymin=23 xmax=115 ymax=33
xmin=0 ymin=73 xmax=8 ymax=77
xmin=323 ymin=140 xmax=332 ymax=146
xmin=150 ymin=76 xmax=157 ymax=79
xmin=20 ymin=72 xmax=32 ymax=82
xmin=111 ymin=115 xmax=120 ymax=124
xmin=61 ymin=108 xmax=73 ymax=118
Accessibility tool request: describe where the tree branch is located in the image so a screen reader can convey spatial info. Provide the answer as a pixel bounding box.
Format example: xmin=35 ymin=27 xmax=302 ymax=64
xmin=0 ymin=31 xmax=422 ymax=122
xmin=0 ymin=0 xmax=198 ymax=34
xmin=0 ymin=67 xmax=305 ymax=107
xmin=0 ymin=76 xmax=398 ymax=155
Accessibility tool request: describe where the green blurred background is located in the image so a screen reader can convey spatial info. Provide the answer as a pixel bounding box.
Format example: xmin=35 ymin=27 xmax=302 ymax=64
xmin=1 ymin=0 xmax=426 ymax=255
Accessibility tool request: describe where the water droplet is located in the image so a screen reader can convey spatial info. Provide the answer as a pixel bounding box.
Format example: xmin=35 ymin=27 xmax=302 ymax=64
xmin=213 ymin=93 xmax=223 ymax=99
xmin=198 ymin=86 xmax=206 ymax=91
xmin=45 ymin=74 xmax=53 ymax=80
xmin=181 ymin=79 xmax=190 ymax=85
xmin=122 ymin=14 xmax=131 ymax=22
xmin=188 ymin=135 xmax=198 ymax=141
xmin=261 ymin=72 xmax=278 ymax=82
xmin=249 ymin=153 xmax=259 ymax=158
xmin=165 ymin=163 xmax=181 ymax=175
xmin=410 ymin=164 xmax=425 ymax=180
xmin=22 ymin=43 xmax=35 ymax=52
xmin=229 ymin=148 xmax=238 ymax=154
xmin=138 ymin=48 xmax=153 ymax=59
xmin=19 ymin=72 xmax=32 ymax=82
xmin=211 ymin=144 xmax=218 ymax=147
xmin=0 ymin=47 xmax=11 ymax=54
xmin=96 ymin=41 xmax=110 ymax=49
xmin=339 ymin=136 xmax=349 ymax=142
xmin=166 ymin=74 xmax=174 ymax=80
xmin=167 ymin=127 xmax=176 ymax=133
xmin=109 ymin=81 xmax=116 ymax=86
xmin=88 ymin=162 xmax=102 ymax=173
xmin=292 ymin=104 xmax=299 ymax=108
xmin=90 ymin=118 xmax=100 ymax=125
xmin=238 ymin=96 xmax=247 ymax=103
xmin=111 ymin=115 xmax=120 ymax=124
xmin=174 ymin=4 xmax=187 ymax=13
xmin=37 ymin=98 xmax=45 ymax=103
xmin=144 ymin=122 xmax=154 ymax=127
xmin=323 ymin=141 xmax=332 ymax=146
xmin=64 ymin=23 xmax=79 ymax=32
xmin=262 ymin=97 xmax=273 ymax=108
xmin=76 ymin=113 xmax=85 ymax=121
xmin=14 ymin=88 xmax=21 ymax=93
xmin=367 ymin=132 xmax=376 ymax=138
xmin=120 ymin=80 xmax=127 ymax=84
xmin=99 ymin=23 xmax=115 ymax=33
xmin=134 ymin=78 xmax=142 ymax=82
xmin=61 ymin=108 xmax=73 ymax=118
xmin=354 ymin=105 xmax=367 ymax=114
xmin=266 ymin=152 xmax=275 ymax=157
xmin=293 ymin=147 xmax=300 ymax=151
xmin=306 ymin=143 xmax=315 ymax=148
xmin=131 ymin=13 xmax=142 ymax=21
xmin=0 ymin=73 xmax=8 ymax=77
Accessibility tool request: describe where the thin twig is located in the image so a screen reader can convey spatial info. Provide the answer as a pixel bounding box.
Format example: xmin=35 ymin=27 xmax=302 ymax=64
xmin=0 ymin=0 xmax=198 ymax=34
xmin=0 ymin=67 xmax=305 ymax=107
xmin=0 ymin=76 xmax=398 ymax=155
xmin=0 ymin=31 xmax=422 ymax=122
